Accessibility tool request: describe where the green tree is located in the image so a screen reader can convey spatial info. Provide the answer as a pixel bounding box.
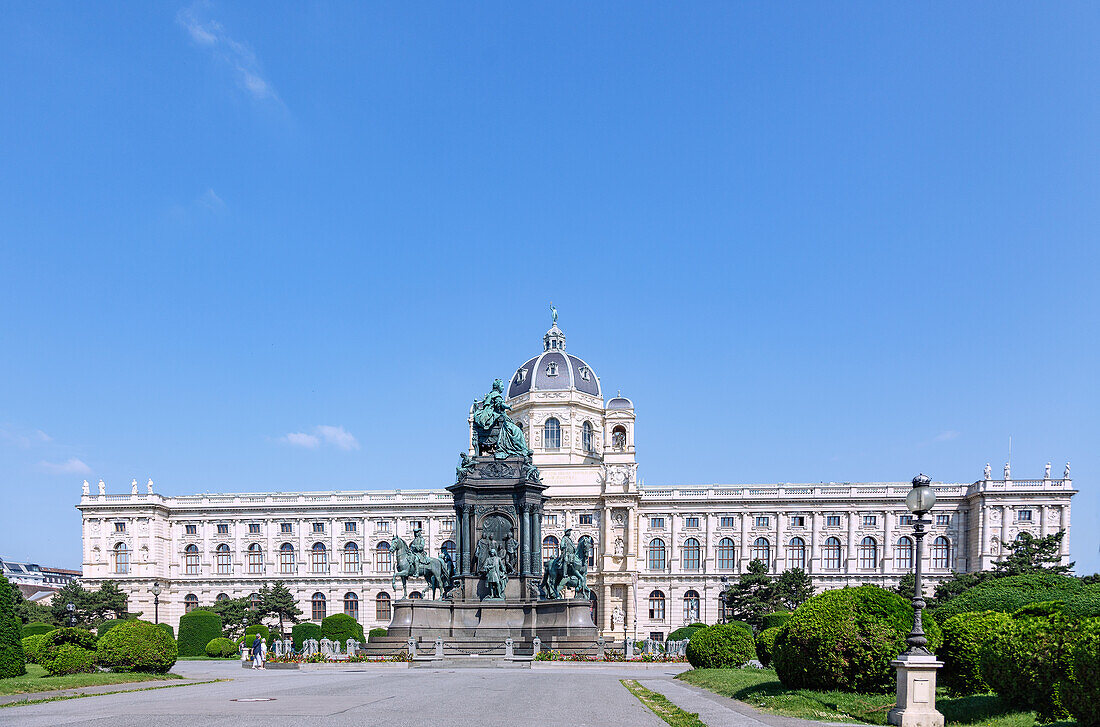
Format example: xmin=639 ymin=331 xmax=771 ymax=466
xmin=775 ymin=568 xmax=814 ymax=610
xmin=894 ymin=572 xmax=917 ymax=600
xmin=933 ymin=570 xmax=995 ymax=605
xmin=993 ymin=530 xmax=1074 ymax=576
xmin=87 ymin=582 xmax=130 ymax=622
xmin=49 ymin=581 xmax=91 ymax=627
xmin=721 ymin=559 xmax=778 ymax=628
xmin=0 ymin=575 xmax=26 ymax=677
xmin=9 ymin=585 xmax=55 ymax=625
xmin=211 ymin=596 xmax=259 ymax=638
xmin=260 ymin=582 xmax=302 ymax=638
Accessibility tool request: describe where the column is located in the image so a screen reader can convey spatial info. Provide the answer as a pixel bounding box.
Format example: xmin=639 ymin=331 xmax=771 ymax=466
xmin=882 ymin=509 xmax=893 ymax=574
xmin=1039 ymin=505 xmax=1048 ymax=538
xmin=999 ymin=505 xmax=1009 ymax=555
xmin=740 ymin=513 xmax=750 ymax=571
xmin=627 ymin=507 xmax=637 ymax=557
xmin=602 ymin=583 xmax=612 ymax=632
xmin=533 ymin=511 xmax=543 ymax=578
xmin=809 ymin=512 xmax=820 ymax=574
xmin=520 ymin=506 xmax=530 ymax=577
xmin=846 ymin=511 xmax=857 ymax=574
xmin=1060 ymin=505 xmax=1069 ymax=557
xmin=624 ymin=583 xmax=635 ymax=641
xmin=460 ymin=506 xmax=471 ymax=575
xmin=978 ymin=502 xmax=989 ymax=568
xmin=774 ymin=512 xmax=785 ymax=572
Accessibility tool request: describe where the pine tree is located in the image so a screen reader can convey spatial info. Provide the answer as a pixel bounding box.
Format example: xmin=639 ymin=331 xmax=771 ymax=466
xmin=894 ymin=572 xmax=917 ymax=599
xmin=775 ymin=567 xmax=814 ymax=610
xmin=50 ymin=581 xmax=90 ymax=626
xmin=721 ymin=559 xmax=778 ymax=628
xmin=0 ymin=575 xmax=26 ymax=677
xmin=261 ymin=582 xmax=302 ymax=639
xmin=211 ymin=596 xmax=257 ymax=639
xmin=993 ymin=530 xmax=1074 ymax=576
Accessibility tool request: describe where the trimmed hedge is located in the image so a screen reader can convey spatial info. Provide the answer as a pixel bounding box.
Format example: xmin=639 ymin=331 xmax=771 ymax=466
xmin=939 ymin=611 xmax=1012 ymax=695
xmin=321 ymin=614 xmax=365 ymax=644
xmin=0 ymin=575 xmax=25 ymax=677
xmin=1063 ymin=626 xmax=1100 ymax=727
xmin=934 ymin=573 xmax=1100 ymax=621
xmin=206 ymin=637 xmax=239 ymax=657
xmin=755 ymin=627 xmax=780 ymax=668
xmin=762 ymin=611 xmax=792 ymax=631
xmin=368 ymin=627 xmax=387 ymax=639
xmin=235 ymin=624 xmax=272 ymax=647
xmin=773 ymin=585 xmax=942 ymax=694
xmin=668 ymin=625 xmax=705 ymax=642
xmin=97 ymin=620 xmax=177 ymax=673
xmin=686 ymin=623 xmax=755 ymax=669
xmin=21 ymin=622 xmax=57 ymax=638
xmin=21 ymin=634 xmax=47 ymax=664
xmin=157 ymin=623 xmax=175 ymax=640
xmin=97 ymin=618 xmax=133 ymax=640
xmin=178 ymin=609 xmax=223 ymax=657
xmin=292 ymin=622 xmax=322 ymax=650
xmin=39 ymin=627 xmax=97 ymax=675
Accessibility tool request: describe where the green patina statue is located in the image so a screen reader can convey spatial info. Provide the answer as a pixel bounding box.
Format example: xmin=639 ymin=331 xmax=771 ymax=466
xmin=541 ymin=530 xmax=593 ymax=600
xmin=471 ymin=379 xmax=532 ymax=460
xmin=484 ymin=547 xmax=507 ymax=599
xmin=390 ymin=532 xmax=453 ymax=600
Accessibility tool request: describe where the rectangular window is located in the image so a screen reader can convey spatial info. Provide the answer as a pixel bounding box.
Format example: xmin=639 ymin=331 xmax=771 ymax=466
xmin=790 ymin=516 xmax=805 ymax=527
xmin=650 ymin=517 xmax=665 ymax=529
xmin=720 ymin=516 xmax=736 ymax=528
xmin=249 ymin=523 xmax=261 ymax=534
xmin=826 ymin=516 xmax=841 ymax=527
xmin=410 ymin=520 xmax=423 ymax=531
xmin=312 ymin=522 xmax=324 ymax=533
xmin=114 ymin=522 xmax=126 ymax=533
xmin=936 ymin=515 xmax=950 ymax=526
xmin=579 ymin=514 xmax=594 ymax=525
xmin=281 ymin=522 xmax=292 ymax=534
xmin=184 ymin=524 xmax=196 ymax=535
xmin=863 ymin=516 xmax=877 ymax=527
xmin=684 ymin=517 xmax=699 ymax=529
xmin=344 ymin=521 xmax=357 ymax=533
xmin=216 ymin=524 xmax=229 ymax=535
xmin=377 ymin=521 xmax=391 ymax=533
xmin=544 ymin=514 xmax=558 ymax=527
xmin=1018 ymin=510 xmax=1032 ymax=522
xmin=899 ymin=515 xmax=913 ymax=526
xmin=441 ymin=519 xmax=454 ymax=530
xmin=755 ymin=516 xmax=770 ymax=527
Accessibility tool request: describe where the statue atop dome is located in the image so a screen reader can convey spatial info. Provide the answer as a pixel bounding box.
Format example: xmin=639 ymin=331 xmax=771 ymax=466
xmin=472 ymin=379 xmax=533 ymax=459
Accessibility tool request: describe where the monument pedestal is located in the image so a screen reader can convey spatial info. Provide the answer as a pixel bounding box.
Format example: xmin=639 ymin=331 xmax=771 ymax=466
xmin=887 ymin=653 xmax=945 ymax=727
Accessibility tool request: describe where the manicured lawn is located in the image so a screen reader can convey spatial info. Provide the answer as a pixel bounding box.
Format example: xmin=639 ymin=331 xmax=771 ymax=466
xmin=677 ymin=668 xmax=1067 ymax=727
xmin=0 ymin=664 xmax=182 ymax=696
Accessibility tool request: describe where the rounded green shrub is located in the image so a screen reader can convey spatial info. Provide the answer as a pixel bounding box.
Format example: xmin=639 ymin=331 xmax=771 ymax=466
xmin=97 ymin=620 xmax=178 ymax=673
xmin=39 ymin=628 xmax=97 ymax=675
xmin=979 ymin=613 xmax=1097 ymax=722
xmin=21 ymin=634 xmax=47 ymax=663
xmin=686 ymin=623 xmax=755 ymax=669
xmin=156 ymin=623 xmax=174 ymax=640
xmin=755 ymin=627 xmax=780 ymax=668
xmin=934 ymin=574 xmax=1100 ymax=621
xmin=1063 ymin=625 xmax=1100 ymax=727
xmin=177 ymin=609 xmax=223 ymax=657
xmin=321 ymin=614 xmax=365 ymax=644
xmin=0 ymin=576 xmax=25 ymax=677
xmin=773 ymin=585 xmax=942 ymax=693
xmin=368 ymin=627 xmax=387 ymax=639
xmin=205 ymin=637 xmax=239 ymax=657
xmin=292 ymin=621 xmax=322 ymax=650
xmin=939 ymin=610 xmax=1012 ymax=696
xmin=668 ymin=625 xmax=705 ymax=642
xmin=762 ymin=611 xmax=792 ymax=630
xmin=21 ymin=622 xmax=57 ymax=638
xmin=96 ymin=618 xmax=133 ymax=640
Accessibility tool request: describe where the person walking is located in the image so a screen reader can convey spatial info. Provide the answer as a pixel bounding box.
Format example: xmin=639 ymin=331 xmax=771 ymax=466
xmin=251 ymin=634 xmax=262 ymax=669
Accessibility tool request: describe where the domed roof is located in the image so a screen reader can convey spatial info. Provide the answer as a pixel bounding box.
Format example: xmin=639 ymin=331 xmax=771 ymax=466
xmin=506 ymin=321 xmax=601 ymax=399
xmin=607 ymin=394 xmax=633 ymax=410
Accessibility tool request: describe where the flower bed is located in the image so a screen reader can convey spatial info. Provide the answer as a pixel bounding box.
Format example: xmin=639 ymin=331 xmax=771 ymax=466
xmin=533 ymin=649 xmax=686 ymax=663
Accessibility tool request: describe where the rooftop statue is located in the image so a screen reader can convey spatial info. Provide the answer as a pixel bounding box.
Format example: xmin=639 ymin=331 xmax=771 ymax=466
xmin=472 ymin=378 xmax=532 ymax=460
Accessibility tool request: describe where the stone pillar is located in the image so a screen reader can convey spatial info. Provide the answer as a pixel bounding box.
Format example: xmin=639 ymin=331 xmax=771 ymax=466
xmin=460 ymin=505 xmax=471 ymax=575
xmin=533 ymin=511 xmax=543 ymax=578
xmin=846 ymin=511 xmax=857 ymax=574
xmin=775 ymin=512 xmax=786 ymax=572
xmin=520 ymin=506 xmax=529 ymax=576
xmin=1039 ymin=505 xmax=1048 ymax=538
xmin=887 ymin=653 xmax=945 ymax=727
xmin=624 ymin=583 xmax=635 ymax=641
xmin=627 ymin=507 xmax=637 ymax=557
xmin=999 ymin=505 xmax=1009 ymax=557
xmin=740 ymin=513 xmax=750 ymax=570
xmin=602 ymin=583 xmax=612 ymax=632
xmin=809 ymin=512 xmax=820 ymax=574
xmin=883 ymin=509 xmax=893 ymax=574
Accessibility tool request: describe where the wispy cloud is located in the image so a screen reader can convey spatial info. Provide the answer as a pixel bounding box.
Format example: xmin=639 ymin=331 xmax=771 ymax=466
xmin=279 ymin=425 xmax=359 ymax=451
xmin=197 ymin=188 xmax=226 ymax=212
xmin=39 ymin=458 xmax=92 ymax=475
xmin=0 ymin=427 xmax=52 ymax=449
xmin=177 ymin=3 xmax=279 ymax=102
xmin=933 ymin=430 xmax=961 ymax=442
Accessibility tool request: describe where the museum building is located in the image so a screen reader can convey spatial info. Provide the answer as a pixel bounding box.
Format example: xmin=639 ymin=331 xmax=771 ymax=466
xmin=76 ymin=320 xmax=1077 ymax=640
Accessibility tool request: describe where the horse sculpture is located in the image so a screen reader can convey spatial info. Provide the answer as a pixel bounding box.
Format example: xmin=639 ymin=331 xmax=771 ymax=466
xmin=540 ymin=534 xmax=593 ymax=599
xmin=390 ymin=536 xmax=452 ymax=600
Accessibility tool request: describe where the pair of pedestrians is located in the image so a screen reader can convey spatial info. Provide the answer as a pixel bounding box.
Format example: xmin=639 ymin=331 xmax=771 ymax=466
xmin=250 ymin=634 xmax=267 ymax=669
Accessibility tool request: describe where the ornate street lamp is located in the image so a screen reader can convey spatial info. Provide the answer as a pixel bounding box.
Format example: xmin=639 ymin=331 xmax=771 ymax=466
xmin=151 ymin=581 xmax=162 ymax=625
xmin=887 ymin=474 xmax=945 ymax=727
xmin=66 ymin=601 xmax=75 ymax=628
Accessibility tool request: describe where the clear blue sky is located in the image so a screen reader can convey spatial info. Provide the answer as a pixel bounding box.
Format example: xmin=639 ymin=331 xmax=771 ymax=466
xmin=1 ymin=3 xmax=1096 ymax=574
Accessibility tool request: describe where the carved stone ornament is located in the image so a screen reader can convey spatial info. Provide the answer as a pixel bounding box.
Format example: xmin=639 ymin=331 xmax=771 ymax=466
xmin=476 ymin=462 xmax=517 ymax=479
xmin=474 ymin=504 xmax=517 ymax=516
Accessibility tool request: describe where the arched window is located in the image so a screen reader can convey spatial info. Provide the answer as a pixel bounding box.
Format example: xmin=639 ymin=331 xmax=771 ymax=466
xmin=184 ymin=593 xmax=198 ymax=613
xmin=683 ymin=590 xmax=700 ymax=622
xmin=612 ymin=425 xmax=627 ymax=450
xmin=717 ymin=537 xmax=737 ymax=570
xmin=184 ymin=544 xmax=200 ymax=575
xmin=311 ymin=543 xmax=327 ymax=573
xmin=375 ymin=542 xmax=392 ymax=572
xmin=279 ymin=543 xmax=295 ymax=574
xmin=343 ymin=542 xmax=360 ymax=573
xmin=751 ymin=537 xmax=771 ymax=567
xmin=543 ymin=418 xmax=561 ymax=449
xmin=542 ymin=536 xmax=560 ymax=565
xmin=376 ymin=592 xmax=391 ymax=620
xmin=859 ymin=536 xmax=878 ymax=569
xmin=216 ymin=544 xmax=232 ymax=574
xmin=311 ymin=592 xmax=326 ymax=621
xmin=582 ymin=421 xmax=594 ymax=453
xmin=216 ymin=592 xmax=229 ymax=601
xmin=409 ymin=591 xmax=423 ymax=599
xmin=113 ymin=543 xmax=129 ymax=574
xmin=787 ymin=537 xmax=806 ymax=570
xmin=682 ymin=538 xmax=701 ymax=571
xmin=343 ymin=592 xmax=359 ymax=619
xmin=247 ymin=543 xmax=263 ymax=574
xmin=442 ymin=540 xmax=456 ymax=563
xmin=647 ymin=538 xmax=667 ymax=571
xmin=932 ymin=536 xmax=950 ymax=569
xmin=250 ymin=593 xmax=262 ymax=610
xmin=895 ymin=537 xmax=914 ymax=570
xmin=648 ymin=590 xmax=666 ymax=620
xmin=823 ymin=537 xmax=842 ymax=570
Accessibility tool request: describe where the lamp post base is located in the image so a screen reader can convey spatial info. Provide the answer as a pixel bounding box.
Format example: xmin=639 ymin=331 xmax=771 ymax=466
xmin=887 ymin=653 xmax=945 ymax=727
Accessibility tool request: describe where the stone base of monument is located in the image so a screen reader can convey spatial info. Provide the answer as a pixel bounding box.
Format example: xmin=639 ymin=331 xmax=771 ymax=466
xmin=383 ymin=596 xmax=597 ymax=640
xmin=887 ymin=653 xmax=945 ymax=727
